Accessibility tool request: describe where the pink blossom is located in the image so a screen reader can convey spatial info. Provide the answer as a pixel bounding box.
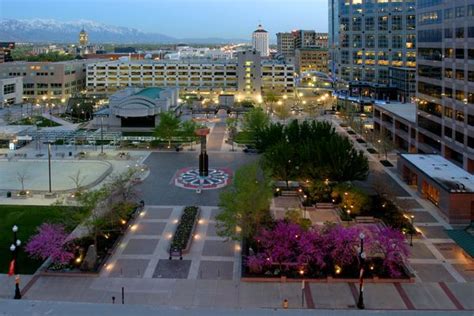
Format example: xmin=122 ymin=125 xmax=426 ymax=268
xmin=25 ymin=223 xmax=74 ymax=264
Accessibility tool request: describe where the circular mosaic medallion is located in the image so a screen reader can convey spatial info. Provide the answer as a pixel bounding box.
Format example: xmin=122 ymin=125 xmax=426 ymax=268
xmin=174 ymin=167 xmax=232 ymax=190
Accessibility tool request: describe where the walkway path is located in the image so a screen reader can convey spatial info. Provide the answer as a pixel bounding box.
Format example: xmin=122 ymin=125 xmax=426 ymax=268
xmin=324 ymin=115 xmax=473 ymax=284
xmin=207 ymin=122 xmax=226 ymax=151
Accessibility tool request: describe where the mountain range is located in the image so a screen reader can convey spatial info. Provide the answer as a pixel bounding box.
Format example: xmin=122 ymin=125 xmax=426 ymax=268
xmin=0 ymin=19 xmax=249 ymax=44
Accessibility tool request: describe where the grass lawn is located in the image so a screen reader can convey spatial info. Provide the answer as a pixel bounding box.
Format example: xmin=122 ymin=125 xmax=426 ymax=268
xmin=234 ymin=131 xmax=254 ymax=145
xmin=0 ymin=205 xmax=87 ymax=274
xmin=12 ymin=116 xmax=61 ymax=127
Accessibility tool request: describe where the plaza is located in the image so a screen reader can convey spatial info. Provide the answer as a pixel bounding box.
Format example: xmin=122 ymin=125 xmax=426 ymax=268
xmin=0 ymin=159 xmax=112 ymax=192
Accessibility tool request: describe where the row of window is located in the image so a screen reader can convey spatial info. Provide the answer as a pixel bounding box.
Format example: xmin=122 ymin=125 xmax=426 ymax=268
xmin=340 ymin=15 xmax=415 ymax=32
xmin=340 ymin=34 xmax=415 ymax=49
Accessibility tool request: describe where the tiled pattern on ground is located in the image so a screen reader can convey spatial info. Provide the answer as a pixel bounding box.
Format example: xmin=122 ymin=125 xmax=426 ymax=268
xmin=102 ymin=205 xmax=238 ymax=281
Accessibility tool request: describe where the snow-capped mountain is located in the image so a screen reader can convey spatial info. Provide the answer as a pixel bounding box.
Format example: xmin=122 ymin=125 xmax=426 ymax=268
xmin=0 ymin=19 xmax=248 ymax=44
xmin=0 ymin=19 xmax=176 ymax=44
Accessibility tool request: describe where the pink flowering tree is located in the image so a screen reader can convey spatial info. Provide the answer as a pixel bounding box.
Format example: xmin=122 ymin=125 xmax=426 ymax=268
xmin=25 ymin=223 xmax=74 ymax=264
xmin=324 ymin=225 xmax=364 ymax=268
xmin=250 ymin=220 xmax=304 ymax=272
xmin=297 ymin=228 xmax=327 ymax=270
xmin=371 ymin=227 xmax=409 ymax=277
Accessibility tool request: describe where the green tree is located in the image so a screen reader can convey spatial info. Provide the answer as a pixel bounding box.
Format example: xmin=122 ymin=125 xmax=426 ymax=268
xmin=274 ymin=103 xmax=290 ymax=122
xmin=264 ymin=92 xmax=279 ymax=113
xmin=377 ymin=130 xmax=395 ymax=161
xmin=216 ymin=163 xmax=273 ymax=241
xmin=262 ymin=141 xmax=297 ymax=188
xmin=154 ymin=111 xmax=181 ymax=148
xmin=242 ymin=107 xmax=270 ymax=145
xmin=226 ymin=117 xmax=238 ymax=151
xmin=181 ymin=119 xmax=198 ymax=149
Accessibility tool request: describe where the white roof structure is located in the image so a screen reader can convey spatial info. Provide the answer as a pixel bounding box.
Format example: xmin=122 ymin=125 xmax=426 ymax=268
xmin=374 ymin=101 xmax=416 ymax=123
xmin=401 ymin=154 xmax=474 ymax=193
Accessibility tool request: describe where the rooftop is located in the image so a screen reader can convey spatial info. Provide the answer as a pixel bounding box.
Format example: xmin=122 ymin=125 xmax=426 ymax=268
xmin=135 ymin=87 xmax=164 ymax=99
xmin=374 ymin=101 xmax=416 ymax=123
xmin=401 ymin=154 xmax=474 ymax=193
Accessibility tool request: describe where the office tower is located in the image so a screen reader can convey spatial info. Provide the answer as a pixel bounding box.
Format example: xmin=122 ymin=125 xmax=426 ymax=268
xmin=277 ymin=32 xmax=295 ymax=56
xmin=252 ymin=24 xmax=270 ymax=57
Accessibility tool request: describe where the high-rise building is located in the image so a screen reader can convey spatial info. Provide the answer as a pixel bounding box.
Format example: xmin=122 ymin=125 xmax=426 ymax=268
xmin=276 ymin=32 xmax=295 ymax=56
xmin=0 ymin=42 xmax=15 ymax=63
xmin=79 ymin=28 xmax=88 ymax=47
xmin=415 ymin=0 xmax=474 ymax=172
xmin=328 ymin=0 xmax=416 ymax=85
xmin=293 ymin=30 xmax=328 ymax=49
xmin=252 ymin=24 xmax=270 ymax=57
xmin=295 ymin=48 xmax=329 ymax=75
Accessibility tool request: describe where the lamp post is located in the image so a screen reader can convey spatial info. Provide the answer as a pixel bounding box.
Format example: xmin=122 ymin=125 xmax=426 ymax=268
xmin=10 ymin=225 xmax=22 ymax=299
xmin=405 ymin=214 xmax=415 ymax=247
xmin=43 ymin=141 xmax=53 ymax=193
xmin=357 ymin=232 xmax=366 ymax=309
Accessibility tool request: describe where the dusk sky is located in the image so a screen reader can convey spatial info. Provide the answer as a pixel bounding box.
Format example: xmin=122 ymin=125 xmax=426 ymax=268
xmin=0 ymin=0 xmax=328 ymax=39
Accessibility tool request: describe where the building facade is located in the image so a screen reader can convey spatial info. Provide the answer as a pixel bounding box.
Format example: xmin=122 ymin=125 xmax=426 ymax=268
xmin=0 ymin=42 xmax=15 ymax=63
xmin=276 ymin=32 xmax=295 ymax=56
xmin=94 ymin=87 xmax=179 ymax=129
xmin=0 ymin=77 xmax=23 ymax=107
xmin=295 ymin=48 xmax=329 ymax=75
xmin=293 ymin=30 xmax=328 ymax=49
xmin=252 ymin=25 xmax=270 ymax=57
xmin=0 ymin=60 xmax=89 ymax=102
xmin=86 ymin=51 xmax=295 ymax=100
xmin=328 ymin=0 xmax=416 ymax=84
xmin=415 ymin=0 xmax=474 ymax=172
xmin=389 ymin=67 xmax=416 ymax=102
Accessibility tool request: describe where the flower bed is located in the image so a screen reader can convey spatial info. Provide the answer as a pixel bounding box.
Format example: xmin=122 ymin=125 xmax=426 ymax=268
xmin=243 ymin=220 xmax=412 ymax=281
xmin=170 ymin=206 xmax=200 ymax=253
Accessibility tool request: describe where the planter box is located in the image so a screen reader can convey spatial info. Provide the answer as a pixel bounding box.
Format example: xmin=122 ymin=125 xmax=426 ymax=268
xmin=170 ymin=206 xmax=201 ymax=255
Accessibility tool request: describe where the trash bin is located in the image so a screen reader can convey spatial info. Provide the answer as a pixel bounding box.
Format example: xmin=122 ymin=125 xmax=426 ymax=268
xmin=6 ymin=191 xmax=11 ymax=198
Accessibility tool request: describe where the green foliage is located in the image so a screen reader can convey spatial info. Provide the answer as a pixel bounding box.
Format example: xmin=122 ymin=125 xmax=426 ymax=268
xmin=154 ymin=111 xmax=181 ymax=147
xmin=171 ymin=206 xmax=199 ymax=250
xmin=25 ymin=52 xmax=76 ymax=62
xmin=181 ymin=119 xmax=199 ymax=144
xmin=284 ymin=209 xmax=312 ymax=231
xmin=264 ymin=92 xmax=279 ymax=112
xmin=11 ymin=116 xmax=60 ymax=127
xmin=241 ymin=108 xmax=270 ymax=144
xmin=237 ymin=100 xmax=255 ymax=108
xmin=257 ymin=120 xmax=369 ymax=184
xmin=332 ymin=183 xmax=371 ymax=215
xmin=216 ymin=163 xmax=273 ymax=241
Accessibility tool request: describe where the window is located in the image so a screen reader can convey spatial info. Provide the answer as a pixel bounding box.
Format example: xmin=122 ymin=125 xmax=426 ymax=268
xmin=445 ymin=48 xmax=454 ymax=58
xmin=455 ymin=6 xmax=465 ymax=17
xmin=366 ymin=34 xmax=375 ymax=48
xmin=392 ymin=15 xmax=402 ymax=30
xmin=455 ymin=48 xmax=464 ymax=59
xmin=406 ymin=35 xmax=416 ymax=49
xmin=444 ymin=107 xmax=453 ymax=118
xmin=3 ymin=83 xmax=15 ymax=94
xmin=406 ymin=15 xmax=416 ymax=30
xmin=378 ymin=16 xmax=388 ymax=31
xmin=445 ymin=87 xmax=453 ymax=98
xmin=455 ymin=110 xmax=465 ymax=122
xmin=418 ymin=10 xmax=442 ymax=25
xmin=469 ymin=49 xmax=474 ymax=59
xmin=444 ymin=126 xmax=452 ymax=138
xmin=365 ymin=17 xmax=375 ymax=31
xmin=445 ymin=28 xmax=453 ymax=38
xmin=418 ymin=81 xmax=442 ymax=98
xmin=353 ymin=34 xmax=362 ymax=48
xmin=469 ymin=4 xmax=474 ymax=16
xmin=469 ymin=71 xmax=474 ymax=82
xmin=455 ymin=70 xmax=464 ymax=81
xmin=455 ymin=131 xmax=464 ymax=144
xmin=445 ymin=8 xmax=453 ymax=19
xmin=455 ymin=27 xmax=464 ymax=39
xmin=418 ymin=47 xmax=442 ymax=61
xmin=352 ymin=17 xmax=362 ymax=31
xmin=455 ymin=90 xmax=466 ymax=102
xmin=378 ymin=35 xmax=388 ymax=48
xmin=418 ymin=65 xmax=442 ymax=80
xmin=418 ymin=29 xmax=442 ymax=42
xmin=445 ymin=68 xmax=453 ymax=78
xmin=392 ymin=35 xmax=403 ymax=49
xmin=468 ymin=27 xmax=474 ymax=38
xmin=468 ymin=114 xmax=474 ymax=126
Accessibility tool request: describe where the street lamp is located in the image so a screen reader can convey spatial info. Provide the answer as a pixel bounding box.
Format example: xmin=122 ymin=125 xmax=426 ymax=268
xmin=43 ymin=141 xmax=53 ymax=193
xmin=404 ymin=214 xmax=415 ymax=247
xmin=10 ymin=225 xmax=22 ymax=299
xmin=357 ymin=232 xmax=366 ymax=309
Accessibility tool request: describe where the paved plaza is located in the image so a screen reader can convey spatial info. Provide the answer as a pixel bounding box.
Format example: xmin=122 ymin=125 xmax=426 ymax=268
xmin=1 ymin=116 xmax=473 ymax=312
xmin=0 ymin=159 xmax=112 ymax=192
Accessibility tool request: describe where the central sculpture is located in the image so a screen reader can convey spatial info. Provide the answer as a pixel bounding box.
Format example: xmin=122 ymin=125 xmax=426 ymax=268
xmin=195 ymin=127 xmax=210 ymax=177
